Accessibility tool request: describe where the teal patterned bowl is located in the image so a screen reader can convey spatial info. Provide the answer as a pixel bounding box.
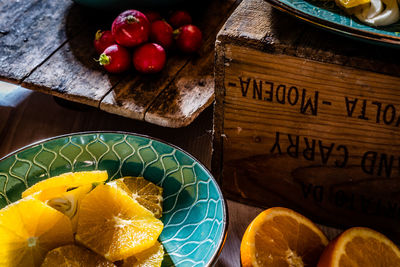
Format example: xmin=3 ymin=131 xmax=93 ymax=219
xmin=0 ymin=132 xmax=227 ymax=267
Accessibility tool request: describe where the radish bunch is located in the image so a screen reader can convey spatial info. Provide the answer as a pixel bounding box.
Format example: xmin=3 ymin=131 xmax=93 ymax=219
xmin=94 ymin=10 xmax=202 ymax=74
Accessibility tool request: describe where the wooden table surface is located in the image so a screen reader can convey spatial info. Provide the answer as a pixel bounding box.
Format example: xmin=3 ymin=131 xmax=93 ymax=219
xmin=0 ymin=81 xmax=341 ymax=266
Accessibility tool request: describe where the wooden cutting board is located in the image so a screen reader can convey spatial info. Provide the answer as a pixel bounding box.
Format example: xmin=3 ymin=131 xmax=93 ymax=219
xmin=0 ymin=0 xmax=240 ymax=128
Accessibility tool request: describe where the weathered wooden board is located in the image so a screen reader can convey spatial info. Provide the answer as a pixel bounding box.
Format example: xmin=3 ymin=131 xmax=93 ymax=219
xmin=22 ymin=5 xmax=121 ymax=108
xmin=0 ymin=0 xmax=76 ymax=83
xmin=213 ymin=0 xmax=400 ymax=240
xmin=101 ymin=0 xmax=240 ymax=126
xmin=0 ymin=0 xmax=235 ymax=128
xmin=144 ymin=0 xmax=240 ymax=127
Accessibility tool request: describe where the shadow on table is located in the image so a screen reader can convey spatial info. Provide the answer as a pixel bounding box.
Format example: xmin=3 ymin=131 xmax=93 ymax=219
xmin=64 ymin=4 xmax=120 ymax=72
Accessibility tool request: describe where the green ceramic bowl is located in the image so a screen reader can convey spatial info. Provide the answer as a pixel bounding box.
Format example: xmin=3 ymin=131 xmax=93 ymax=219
xmin=0 ymin=132 xmax=227 ymax=267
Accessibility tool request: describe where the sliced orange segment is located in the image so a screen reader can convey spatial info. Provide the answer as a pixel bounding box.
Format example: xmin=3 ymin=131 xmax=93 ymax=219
xmin=33 ymin=184 xmax=95 ymax=232
xmin=318 ymin=227 xmax=400 ymax=267
xmin=75 ymin=184 xmax=164 ymax=262
xmin=32 ymin=186 xmax=67 ymax=202
xmin=41 ymin=244 xmax=116 ymax=267
xmin=335 ymin=0 xmax=370 ymax=8
xmin=241 ymin=207 xmax=328 ymax=267
xmin=0 ymin=198 xmax=74 ymax=267
xmin=109 ymin=177 xmax=163 ymax=218
xmin=22 ymin=170 xmax=108 ymax=198
xmin=122 ymin=241 xmax=164 ymax=267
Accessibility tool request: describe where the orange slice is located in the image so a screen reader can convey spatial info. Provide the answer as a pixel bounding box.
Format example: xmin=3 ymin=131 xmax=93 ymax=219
xmin=241 ymin=207 xmax=328 ymax=267
xmin=108 ymin=176 xmax=163 ymax=218
xmin=32 ymin=186 xmax=67 ymax=202
xmin=33 ymin=184 xmax=95 ymax=233
xmin=0 ymin=198 xmax=74 ymax=267
xmin=122 ymin=241 xmax=164 ymax=267
xmin=22 ymin=170 xmax=108 ymax=198
xmin=41 ymin=244 xmax=116 ymax=267
xmin=335 ymin=0 xmax=370 ymax=8
xmin=317 ymin=227 xmax=400 ymax=267
xmin=75 ymin=184 xmax=164 ymax=262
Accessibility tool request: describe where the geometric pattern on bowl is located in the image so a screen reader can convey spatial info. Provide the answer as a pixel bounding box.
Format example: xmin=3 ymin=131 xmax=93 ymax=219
xmin=0 ymin=132 xmax=227 ymax=267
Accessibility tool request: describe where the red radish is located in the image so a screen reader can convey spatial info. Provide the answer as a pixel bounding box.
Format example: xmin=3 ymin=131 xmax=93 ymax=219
xmin=111 ymin=10 xmax=150 ymax=47
xmin=133 ymin=43 xmax=166 ymax=74
xmin=169 ymin=10 xmax=192 ymax=28
xmin=93 ymin=30 xmax=116 ymax=54
xmin=98 ymin=44 xmax=131 ymax=73
xmin=175 ymin=25 xmax=202 ymax=53
xmin=150 ymin=20 xmax=173 ymax=49
xmin=143 ymin=10 xmax=162 ymax=23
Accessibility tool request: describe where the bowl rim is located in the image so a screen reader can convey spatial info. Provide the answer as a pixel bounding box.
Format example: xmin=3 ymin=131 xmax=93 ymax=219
xmin=0 ymin=130 xmax=228 ymax=267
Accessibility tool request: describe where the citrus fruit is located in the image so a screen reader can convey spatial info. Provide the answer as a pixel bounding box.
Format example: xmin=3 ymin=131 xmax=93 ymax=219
xmin=317 ymin=227 xmax=400 ymax=267
xmin=108 ymin=176 xmax=163 ymax=218
xmin=335 ymin=0 xmax=370 ymax=8
xmin=34 ymin=184 xmax=96 ymax=232
xmin=41 ymin=244 xmax=116 ymax=267
xmin=75 ymin=184 xmax=164 ymax=262
xmin=122 ymin=241 xmax=164 ymax=267
xmin=32 ymin=185 xmax=68 ymax=202
xmin=240 ymin=207 xmax=328 ymax=267
xmin=22 ymin=170 xmax=108 ymax=198
xmin=0 ymin=198 xmax=74 ymax=267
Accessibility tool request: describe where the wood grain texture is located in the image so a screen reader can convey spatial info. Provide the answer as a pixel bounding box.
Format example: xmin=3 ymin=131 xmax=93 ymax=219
xmin=213 ymin=0 xmax=400 ymax=241
xmin=0 ymin=0 xmax=39 ymax=32
xmin=222 ymin=44 xmax=400 ymax=240
xmin=0 ymin=0 xmax=76 ymax=83
xmin=22 ymin=31 xmax=119 ymax=107
xmin=100 ymin=53 xmax=189 ymax=120
xmin=144 ymin=0 xmax=241 ymax=127
xmin=21 ymin=5 xmax=123 ymax=107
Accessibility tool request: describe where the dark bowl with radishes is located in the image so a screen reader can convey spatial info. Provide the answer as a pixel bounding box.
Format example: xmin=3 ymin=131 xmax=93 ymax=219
xmin=72 ymin=0 xmax=186 ymax=9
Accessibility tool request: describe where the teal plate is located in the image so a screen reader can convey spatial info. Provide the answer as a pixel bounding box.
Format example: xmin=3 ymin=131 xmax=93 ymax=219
xmin=0 ymin=132 xmax=227 ymax=267
xmin=265 ymin=0 xmax=400 ymax=46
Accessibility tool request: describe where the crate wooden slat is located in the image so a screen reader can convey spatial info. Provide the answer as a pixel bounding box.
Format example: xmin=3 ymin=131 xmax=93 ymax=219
xmin=213 ymin=0 xmax=400 ymax=240
xmin=0 ymin=0 xmax=239 ymax=128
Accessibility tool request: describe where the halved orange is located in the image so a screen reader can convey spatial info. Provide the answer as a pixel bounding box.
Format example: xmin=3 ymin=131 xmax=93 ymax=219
xmin=22 ymin=170 xmax=108 ymax=198
xmin=318 ymin=227 xmax=400 ymax=267
xmin=0 ymin=198 xmax=74 ymax=267
xmin=41 ymin=244 xmax=116 ymax=267
xmin=241 ymin=207 xmax=328 ymax=267
xmin=122 ymin=241 xmax=164 ymax=267
xmin=108 ymin=176 xmax=163 ymax=218
xmin=75 ymin=184 xmax=164 ymax=262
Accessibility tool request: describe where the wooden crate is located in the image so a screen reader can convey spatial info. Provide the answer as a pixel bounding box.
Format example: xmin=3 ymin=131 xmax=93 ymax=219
xmin=213 ymin=0 xmax=400 ymax=240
